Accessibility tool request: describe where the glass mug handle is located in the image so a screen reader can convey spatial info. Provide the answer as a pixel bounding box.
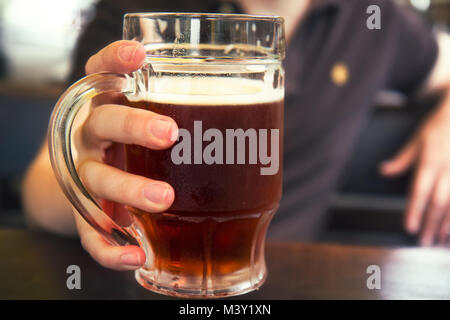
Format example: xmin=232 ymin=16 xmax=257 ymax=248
xmin=48 ymin=72 xmax=138 ymax=246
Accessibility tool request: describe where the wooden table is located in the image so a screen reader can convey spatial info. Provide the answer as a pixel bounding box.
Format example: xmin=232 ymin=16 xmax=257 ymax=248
xmin=0 ymin=228 xmax=449 ymax=299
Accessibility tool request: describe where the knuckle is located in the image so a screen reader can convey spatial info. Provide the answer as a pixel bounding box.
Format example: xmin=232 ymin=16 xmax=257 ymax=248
xmin=433 ymin=189 xmax=446 ymax=205
xmin=419 ymin=160 xmax=434 ymax=173
xmin=424 ymin=159 xmax=438 ymax=170
xmin=77 ymin=161 xmax=91 ymax=187
xmin=122 ymin=109 xmax=140 ymax=137
xmin=78 ymin=161 xmax=102 ymax=197
xmin=118 ymin=178 xmax=138 ymax=203
xmin=422 ymin=147 xmax=439 ymax=164
xmin=96 ymin=249 xmax=116 ymax=269
xmin=413 ymin=183 xmax=428 ymax=199
xmin=85 ymin=107 xmax=104 ymax=138
xmin=431 ymin=197 xmax=446 ymax=212
xmin=111 ymin=174 xmax=147 ymax=208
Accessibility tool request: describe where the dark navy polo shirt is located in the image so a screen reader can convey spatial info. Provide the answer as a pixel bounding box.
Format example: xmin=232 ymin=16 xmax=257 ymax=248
xmin=69 ymin=0 xmax=438 ymax=241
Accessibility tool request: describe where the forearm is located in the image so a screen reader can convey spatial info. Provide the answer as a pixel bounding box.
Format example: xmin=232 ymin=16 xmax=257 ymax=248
xmin=21 ymin=142 xmax=77 ymax=237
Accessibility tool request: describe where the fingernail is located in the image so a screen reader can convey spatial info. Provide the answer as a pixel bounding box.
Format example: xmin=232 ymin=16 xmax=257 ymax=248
xmin=120 ymin=252 xmax=141 ymax=267
xmin=144 ymin=183 xmax=171 ymax=204
xmin=151 ymin=118 xmax=175 ymax=140
xmin=119 ymin=45 xmax=138 ymax=62
xmin=170 ymin=128 xmax=179 ymax=142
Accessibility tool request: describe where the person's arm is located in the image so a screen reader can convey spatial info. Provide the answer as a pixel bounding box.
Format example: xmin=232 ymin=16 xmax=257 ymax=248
xmin=379 ymin=4 xmax=450 ymax=246
xmin=22 ymin=143 xmax=76 ymax=236
xmin=21 ymin=0 xmax=126 ymax=236
xmin=381 ymin=69 xmax=450 ymax=246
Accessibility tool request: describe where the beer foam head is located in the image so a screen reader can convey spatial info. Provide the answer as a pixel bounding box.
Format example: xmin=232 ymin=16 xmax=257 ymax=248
xmin=127 ymin=76 xmax=284 ymax=105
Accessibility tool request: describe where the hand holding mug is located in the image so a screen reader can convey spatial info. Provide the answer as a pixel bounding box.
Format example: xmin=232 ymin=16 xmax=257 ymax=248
xmin=70 ymin=40 xmax=178 ymax=270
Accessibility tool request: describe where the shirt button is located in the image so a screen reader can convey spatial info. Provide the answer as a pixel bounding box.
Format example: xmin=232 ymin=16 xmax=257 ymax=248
xmin=331 ymin=62 xmax=349 ymax=86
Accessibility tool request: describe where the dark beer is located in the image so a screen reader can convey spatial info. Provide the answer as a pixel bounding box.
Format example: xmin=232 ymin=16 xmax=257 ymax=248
xmin=105 ymin=77 xmax=283 ymax=290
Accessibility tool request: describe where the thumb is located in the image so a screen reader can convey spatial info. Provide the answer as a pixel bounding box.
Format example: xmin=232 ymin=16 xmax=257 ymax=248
xmin=380 ymin=139 xmax=418 ymax=177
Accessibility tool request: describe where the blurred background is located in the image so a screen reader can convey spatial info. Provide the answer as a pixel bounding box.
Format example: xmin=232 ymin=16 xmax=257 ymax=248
xmin=0 ymin=0 xmax=449 ymax=245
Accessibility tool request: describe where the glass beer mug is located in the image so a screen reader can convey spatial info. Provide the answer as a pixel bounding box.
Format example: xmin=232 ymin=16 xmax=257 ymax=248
xmin=49 ymin=13 xmax=285 ymax=298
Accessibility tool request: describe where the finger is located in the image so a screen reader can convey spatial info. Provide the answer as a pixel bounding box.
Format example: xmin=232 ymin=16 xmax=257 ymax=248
xmin=84 ymin=104 xmax=178 ymax=150
xmin=78 ymin=160 xmax=175 ymax=213
xmin=74 ymin=213 xmax=145 ymax=271
xmin=380 ymin=140 xmax=418 ymax=176
xmin=438 ymin=214 xmax=450 ymax=246
xmin=404 ymin=166 xmax=436 ymax=234
xmin=85 ymin=40 xmax=146 ymax=75
xmin=419 ymin=173 xmax=450 ymax=246
xmin=100 ymin=198 xmax=134 ymax=227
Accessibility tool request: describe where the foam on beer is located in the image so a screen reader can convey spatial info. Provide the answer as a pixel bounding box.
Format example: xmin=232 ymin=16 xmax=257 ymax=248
xmin=127 ymin=76 xmax=284 ymax=105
